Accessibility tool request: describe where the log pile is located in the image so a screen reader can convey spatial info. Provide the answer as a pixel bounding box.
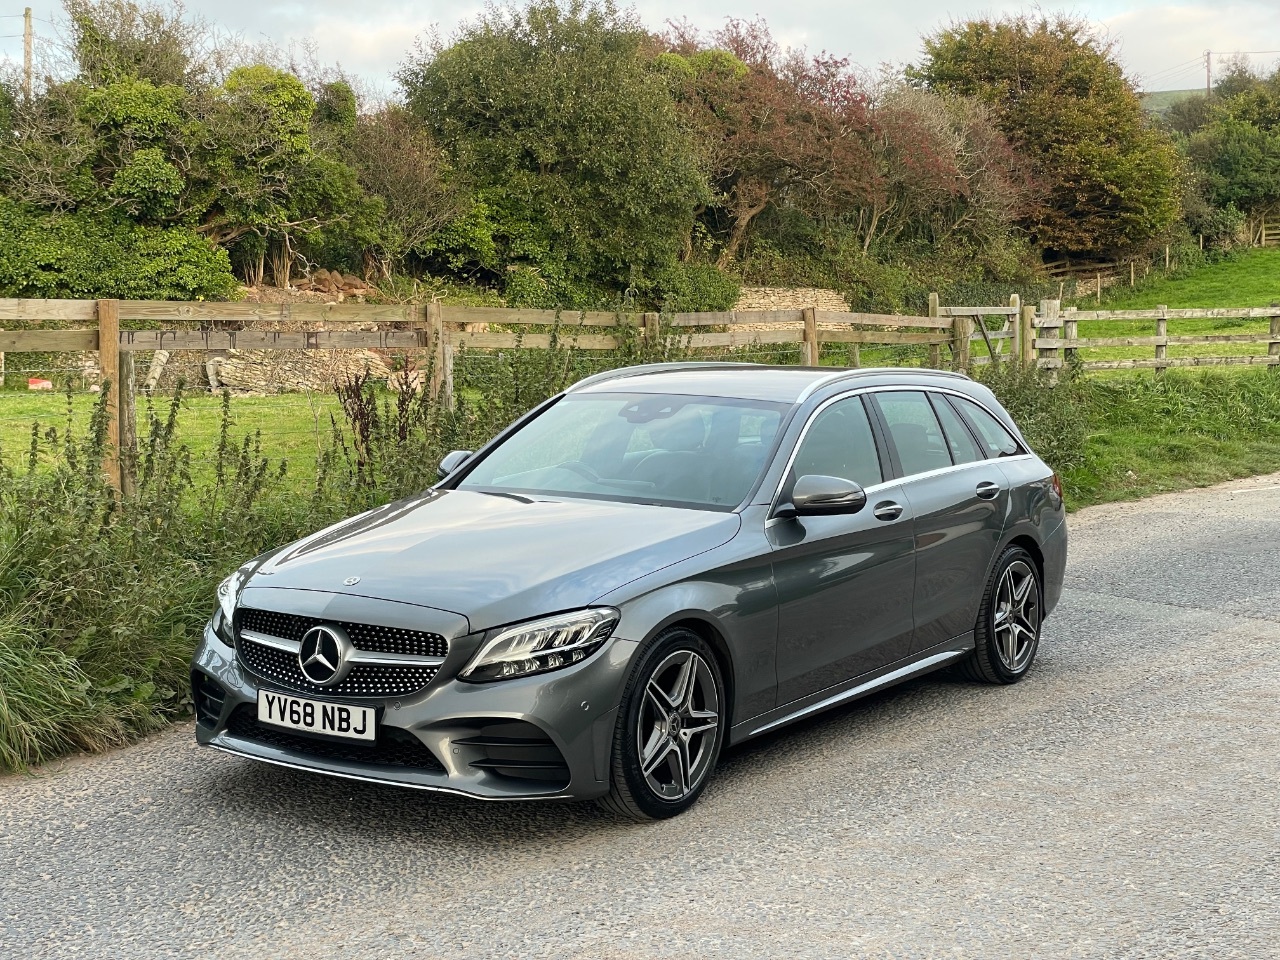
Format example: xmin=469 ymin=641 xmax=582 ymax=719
xmin=293 ymin=269 xmax=370 ymax=298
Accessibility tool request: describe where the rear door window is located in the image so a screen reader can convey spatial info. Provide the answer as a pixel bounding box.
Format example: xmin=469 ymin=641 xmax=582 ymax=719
xmin=874 ymin=391 xmax=953 ymax=477
xmin=951 ymin=397 xmax=1022 ymax=458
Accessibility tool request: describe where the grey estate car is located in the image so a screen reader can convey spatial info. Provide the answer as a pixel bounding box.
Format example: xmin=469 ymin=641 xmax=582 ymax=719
xmin=193 ymin=363 xmax=1066 ymax=819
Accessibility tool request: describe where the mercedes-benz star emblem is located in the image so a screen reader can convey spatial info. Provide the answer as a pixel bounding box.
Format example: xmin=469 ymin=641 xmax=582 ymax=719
xmin=343 ymin=576 xmax=361 ymax=586
xmin=297 ymin=625 xmax=354 ymax=686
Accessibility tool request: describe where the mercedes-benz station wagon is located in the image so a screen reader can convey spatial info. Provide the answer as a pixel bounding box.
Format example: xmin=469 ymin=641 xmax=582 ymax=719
xmin=192 ymin=363 xmax=1066 ymax=819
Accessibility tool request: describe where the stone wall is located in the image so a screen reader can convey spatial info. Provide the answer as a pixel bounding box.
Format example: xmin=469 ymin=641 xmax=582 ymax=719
xmin=214 ymin=350 xmax=391 ymax=393
xmin=733 ymin=286 xmax=850 ymax=312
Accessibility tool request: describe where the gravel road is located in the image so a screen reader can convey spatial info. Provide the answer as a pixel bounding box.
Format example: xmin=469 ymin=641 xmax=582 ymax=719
xmin=3 ymin=475 xmax=1279 ymax=959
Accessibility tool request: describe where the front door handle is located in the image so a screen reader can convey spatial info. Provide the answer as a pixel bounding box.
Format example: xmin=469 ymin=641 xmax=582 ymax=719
xmin=975 ymin=480 xmax=1001 ymax=500
xmin=873 ymin=500 xmax=904 ymax=521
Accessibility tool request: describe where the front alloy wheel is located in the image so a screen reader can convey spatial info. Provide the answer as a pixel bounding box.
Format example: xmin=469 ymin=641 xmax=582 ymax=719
xmin=600 ymin=628 xmax=725 ymax=820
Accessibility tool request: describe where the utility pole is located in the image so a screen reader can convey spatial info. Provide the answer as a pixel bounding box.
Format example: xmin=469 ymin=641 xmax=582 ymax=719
xmin=1204 ymin=49 xmax=1212 ymax=98
xmin=22 ymin=7 xmax=32 ymax=100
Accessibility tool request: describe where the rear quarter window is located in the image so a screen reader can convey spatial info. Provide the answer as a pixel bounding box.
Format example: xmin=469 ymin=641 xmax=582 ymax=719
xmin=950 ymin=397 xmax=1022 ymax=458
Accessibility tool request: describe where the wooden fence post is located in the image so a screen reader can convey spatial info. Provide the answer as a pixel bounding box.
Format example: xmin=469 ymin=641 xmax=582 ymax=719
xmin=1020 ymin=304 xmax=1036 ymax=366
xmin=801 ymin=306 xmax=819 ymax=366
xmin=1155 ymin=304 xmax=1168 ymax=374
xmin=1062 ymin=307 xmax=1078 ymax=368
xmin=951 ymin=314 xmax=972 ymax=371
xmin=1007 ymin=293 xmax=1020 ymax=362
xmin=928 ymin=292 xmax=941 ymax=369
xmin=1037 ymin=299 xmax=1062 ymax=376
xmin=1269 ymin=312 xmax=1280 ymax=372
xmin=118 ymin=351 xmax=137 ymax=496
xmin=642 ymin=312 xmax=660 ymax=356
xmin=427 ymin=300 xmax=454 ymax=408
xmin=97 ymin=299 xmax=121 ymax=491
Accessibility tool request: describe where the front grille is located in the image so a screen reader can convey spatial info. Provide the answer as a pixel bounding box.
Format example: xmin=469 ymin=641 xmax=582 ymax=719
xmin=225 ymin=706 xmax=445 ymax=772
xmin=239 ymin=608 xmax=447 ymax=658
xmin=192 ymin=671 xmax=226 ymax=728
xmin=238 ymin=637 xmax=440 ymax=697
xmin=236 ymin=607 xmax=447 ymax=699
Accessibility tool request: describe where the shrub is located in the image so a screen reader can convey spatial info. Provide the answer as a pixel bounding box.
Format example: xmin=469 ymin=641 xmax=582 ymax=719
xmin=974 ymin=361 xmax=1089 ymax=476
xmin=0 ymin=199 xmax=237 ymax=300
xmin=645 ymin=262 xmax=740 ymax=313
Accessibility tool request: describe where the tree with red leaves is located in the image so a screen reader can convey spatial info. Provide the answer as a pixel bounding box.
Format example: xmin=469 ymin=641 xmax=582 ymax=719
xmin=661 ymin=19 xmax=880 ymax=268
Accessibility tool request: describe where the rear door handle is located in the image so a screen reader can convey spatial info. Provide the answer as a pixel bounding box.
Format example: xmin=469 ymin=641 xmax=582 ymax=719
xmin=873 ymin=500 xmax=904 ymax=521
xmin=975 ymin=481 xmax=1001 ymax=500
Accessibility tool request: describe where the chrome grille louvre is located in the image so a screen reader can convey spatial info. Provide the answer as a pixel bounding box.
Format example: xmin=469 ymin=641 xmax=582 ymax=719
xmin=239 ymin=608 xmax=448 ymax=658
xmin=236 ymin=607 xmax=447 ymax=698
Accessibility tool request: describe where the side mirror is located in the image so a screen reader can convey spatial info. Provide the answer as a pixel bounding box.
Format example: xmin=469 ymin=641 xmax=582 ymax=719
xmin=437 ymin=449 xmax=473 ymax=479
xmin=779 ymin=474 xmax=867 ymax=518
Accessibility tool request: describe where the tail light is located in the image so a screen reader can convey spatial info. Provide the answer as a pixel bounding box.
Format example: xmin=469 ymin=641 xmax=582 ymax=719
xmin=1050 ymin=473 xmax=1064 ymax=500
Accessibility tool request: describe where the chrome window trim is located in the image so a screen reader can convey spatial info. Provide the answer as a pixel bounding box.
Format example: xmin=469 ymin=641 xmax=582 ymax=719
xmin=766 ymin=384 xmax=1033 ymax=515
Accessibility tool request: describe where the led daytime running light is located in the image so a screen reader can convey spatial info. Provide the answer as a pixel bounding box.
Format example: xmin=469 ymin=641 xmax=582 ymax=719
xmin=462 ymin=608 xmax=619 ymax=682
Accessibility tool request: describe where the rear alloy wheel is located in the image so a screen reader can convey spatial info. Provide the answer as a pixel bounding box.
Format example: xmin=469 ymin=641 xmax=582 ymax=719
xmin=961 ymin=546 xmax=1042 ymax=684
xmin=599 ymin=628 xmax=725 ymax=820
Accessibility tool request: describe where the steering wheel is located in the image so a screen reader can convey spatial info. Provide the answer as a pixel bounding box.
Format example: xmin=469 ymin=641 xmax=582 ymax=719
xmin=557 ymin=460 xmax=652 ymax=493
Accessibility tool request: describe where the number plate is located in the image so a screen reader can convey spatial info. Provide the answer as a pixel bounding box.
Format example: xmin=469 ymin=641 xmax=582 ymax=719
xmin=257 ymin=690 xmax=376 ymax=741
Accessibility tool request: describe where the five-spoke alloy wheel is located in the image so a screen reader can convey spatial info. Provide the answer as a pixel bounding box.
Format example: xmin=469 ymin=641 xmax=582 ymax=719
xmin=962 ymin=546 xmax=1043 ymax=684
xmin=601 ymin=628 xmax=725 ymax=820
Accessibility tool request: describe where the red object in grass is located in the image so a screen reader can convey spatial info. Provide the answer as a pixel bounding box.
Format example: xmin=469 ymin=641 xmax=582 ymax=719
xmin=27 ymin=378 xmax=54 ymax=391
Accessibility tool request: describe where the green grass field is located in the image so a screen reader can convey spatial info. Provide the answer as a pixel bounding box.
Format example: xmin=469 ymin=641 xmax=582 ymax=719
xmin=1063 ymin=247 xmax=1280 ymax=365
xmin=0 ymin=390 xmax=342 ymax=481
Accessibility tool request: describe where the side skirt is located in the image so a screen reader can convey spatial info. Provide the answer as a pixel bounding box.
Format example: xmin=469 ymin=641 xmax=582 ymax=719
xmin=729 ymin=633 xmax=974 ymax=744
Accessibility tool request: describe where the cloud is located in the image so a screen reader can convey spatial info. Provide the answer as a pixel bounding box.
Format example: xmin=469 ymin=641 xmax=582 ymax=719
xmin=4 ymin=0 xmax=1276 ymax=93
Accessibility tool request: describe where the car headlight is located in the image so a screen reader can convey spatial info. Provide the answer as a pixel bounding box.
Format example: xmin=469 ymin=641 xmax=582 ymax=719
xmin=460 ymin=608 xmax=619 ymax=682
xmin=213 ymin=567 xmax=249 ymax=643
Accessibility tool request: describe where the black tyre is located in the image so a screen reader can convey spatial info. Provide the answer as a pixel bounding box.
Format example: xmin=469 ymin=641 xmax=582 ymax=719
xmin=960 ymin=546 xmax=1043 ymax=685
xmin=598 ymin=627 xmax=725 ymax=821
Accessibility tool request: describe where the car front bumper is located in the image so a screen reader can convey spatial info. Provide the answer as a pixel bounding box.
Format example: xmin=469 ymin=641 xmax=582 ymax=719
xmin=191 ymin=621 xmax=638 ymax=802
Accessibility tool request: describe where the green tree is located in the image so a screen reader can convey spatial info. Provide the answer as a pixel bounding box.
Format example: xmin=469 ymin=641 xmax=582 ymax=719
xmin=911 ymin=14 xmax=1183 ymax=259
xmin=1187 ymin=117 xmax=1280 ymax=215
xmin=398 ymin=0 xmax=706 ymax=304
xmin=65 ymin=0 xmax=210 ymax=87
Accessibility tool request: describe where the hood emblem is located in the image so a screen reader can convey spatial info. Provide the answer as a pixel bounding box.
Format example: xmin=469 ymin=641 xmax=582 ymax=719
xmin=297 ymin=625 xmax=354 ymax=686
xmin=343 ymin=576 xmax=361 ymax=586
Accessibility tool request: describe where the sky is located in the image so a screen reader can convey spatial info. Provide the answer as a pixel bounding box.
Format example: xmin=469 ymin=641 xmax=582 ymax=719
xmin=3 ymin=0 xmax=1279 ymax=99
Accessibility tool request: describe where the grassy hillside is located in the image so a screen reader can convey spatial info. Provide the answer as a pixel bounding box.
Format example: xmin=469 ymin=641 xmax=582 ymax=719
xmin=1062 ymin=248 xmax=1280 ymax=364
xmin=1141 ymin=88 xmax=1202 ymax=115
xmin=1081 ymin=247 xmax=1280 ymax=310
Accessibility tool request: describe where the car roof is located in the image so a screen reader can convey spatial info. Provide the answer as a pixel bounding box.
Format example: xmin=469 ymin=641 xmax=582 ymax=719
xmin=568 ymin=362 xmax=973 ymax=404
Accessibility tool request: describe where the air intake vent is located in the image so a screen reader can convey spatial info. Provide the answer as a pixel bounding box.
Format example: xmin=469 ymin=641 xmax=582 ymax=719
xmin=192 ymin=671 xmax=226 ymax=728
xmin=225 ymin=706 xmax=445 ymax=772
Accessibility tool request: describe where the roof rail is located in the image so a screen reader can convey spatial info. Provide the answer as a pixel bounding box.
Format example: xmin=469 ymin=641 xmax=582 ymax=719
xmin=794 ymin=366 xmax=971 ymax=402
xmin=566 ymin=361 xmax=972 ymax=400
xmin=566 ymin=361 xmax=765 ymax=393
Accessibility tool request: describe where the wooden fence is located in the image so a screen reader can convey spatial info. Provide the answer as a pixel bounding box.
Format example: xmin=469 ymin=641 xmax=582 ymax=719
xmin=0 ymin=294 xmax=1027 ymax=491
xmin=8 ymin=293 xmax=1278 ymax=488
xmin=1032 ymin=301 xmax=1280 ymax=372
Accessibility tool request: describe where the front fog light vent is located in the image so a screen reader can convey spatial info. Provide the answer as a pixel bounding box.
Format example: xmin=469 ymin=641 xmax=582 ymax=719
xmin=461 ymin=608 xmax=619 ymax=683
xmin=192 ymin=672 xmax=226 ymax=728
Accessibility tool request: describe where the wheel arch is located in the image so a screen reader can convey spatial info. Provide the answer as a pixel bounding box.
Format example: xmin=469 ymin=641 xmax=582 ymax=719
xmin=640 ymin=612 xmax=737 ymax=731
xmin=1006 ymin=533 xmax=1045 ymax=585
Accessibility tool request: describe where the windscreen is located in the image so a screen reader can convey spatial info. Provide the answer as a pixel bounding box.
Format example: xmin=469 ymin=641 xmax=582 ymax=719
xmin=457 ymin=392 xmax=790 ymax=510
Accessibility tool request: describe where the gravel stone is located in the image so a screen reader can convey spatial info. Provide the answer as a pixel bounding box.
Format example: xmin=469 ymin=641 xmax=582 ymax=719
xmin=3 ymin=474 xmax=1280 ymax=958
